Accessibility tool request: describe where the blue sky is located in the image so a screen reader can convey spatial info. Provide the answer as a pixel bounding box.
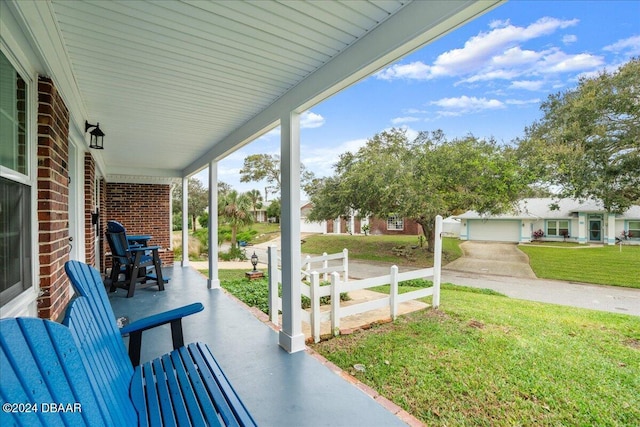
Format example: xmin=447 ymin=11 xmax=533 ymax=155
xmin=199 ymin=1 xmax=640 ymax=198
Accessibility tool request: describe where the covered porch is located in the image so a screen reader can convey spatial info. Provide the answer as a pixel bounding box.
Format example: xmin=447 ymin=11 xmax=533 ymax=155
xmin=109 ymin=265 xmax=409 ymax=426
xmin=1 ymin=0 xmax=503 ymax=353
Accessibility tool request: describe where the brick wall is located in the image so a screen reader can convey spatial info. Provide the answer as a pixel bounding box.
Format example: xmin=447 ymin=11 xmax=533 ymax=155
xmin=369 ymin=217 xmax=423 ymax=235
xmin=104 ymin=182 xmax=174 ymax=268
xmin=37 ymin=77 xmax=70 ymax=320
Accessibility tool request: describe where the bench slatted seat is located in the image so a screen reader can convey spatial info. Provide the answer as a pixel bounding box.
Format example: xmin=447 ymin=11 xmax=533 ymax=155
xmin=64 ymin=297 xmax=256 ymax=426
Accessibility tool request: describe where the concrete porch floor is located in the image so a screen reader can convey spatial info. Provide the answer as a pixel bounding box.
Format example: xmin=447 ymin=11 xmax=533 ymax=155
xmin=107 ymin=266 xmax=413 ymax=427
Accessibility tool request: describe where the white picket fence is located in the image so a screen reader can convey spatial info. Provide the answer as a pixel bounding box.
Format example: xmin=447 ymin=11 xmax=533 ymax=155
xmin=268 ymin=215 xmax=443 ymax=343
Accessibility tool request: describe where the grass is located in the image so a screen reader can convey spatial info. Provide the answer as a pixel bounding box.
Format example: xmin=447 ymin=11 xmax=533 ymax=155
xmin=519 ymin=244 xmax=640 ymax=288
xmin=312 ymin=287 xmax=640 ymax=426
xmin=302 ymin=235 xmax=462 ymax=267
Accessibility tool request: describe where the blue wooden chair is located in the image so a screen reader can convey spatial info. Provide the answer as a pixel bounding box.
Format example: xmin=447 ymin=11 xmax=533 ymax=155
xmin=106 ymin=220 xmax=166 ymax=297
xmin=1 ymin=317 xmax=112 ymax=426
xmin=65 ymin=260 xmax=203 ymax=366
xmin=1 ymin=309 xmax=257 ymax=426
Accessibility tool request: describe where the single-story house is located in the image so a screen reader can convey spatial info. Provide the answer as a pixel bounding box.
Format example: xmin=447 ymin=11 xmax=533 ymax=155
xmin=455 ymin=198 xmax=640 ymax=245
xmin=299 ymin=202 xmax=425 ymax=236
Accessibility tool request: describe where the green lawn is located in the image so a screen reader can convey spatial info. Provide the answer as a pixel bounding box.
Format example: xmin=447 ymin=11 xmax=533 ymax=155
xmin=519 ymin=244 xmax=640 ymax=288
xmin=302 ymin=234 xmax=462 ymax=267
xmin=312 ymin=288 xmax=640 ymax=426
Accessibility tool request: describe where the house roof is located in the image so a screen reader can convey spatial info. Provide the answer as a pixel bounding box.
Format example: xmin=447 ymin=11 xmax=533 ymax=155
xmin=8 ymin=0 xmax=502 ymax=182
xmin=455 ymin=198 xmax=640 ymax=220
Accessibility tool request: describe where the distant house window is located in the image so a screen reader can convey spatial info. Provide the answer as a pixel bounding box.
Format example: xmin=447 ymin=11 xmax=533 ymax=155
xmin=547 ymin=220 xmax=569 ymax=237
xmin=0 ymin=51 xmax=32 ymax=307
xmin=628 ymin=221 xmax=640 ymax=239
xmin=387 ymin=215 xmax=404 ymax=231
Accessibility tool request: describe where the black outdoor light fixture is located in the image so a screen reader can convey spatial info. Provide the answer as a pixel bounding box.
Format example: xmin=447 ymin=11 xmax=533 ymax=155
xmin=250 ymin=252 xmax=259 ymax=272
xmin=85 ymin=120 xmax=105 ymax=149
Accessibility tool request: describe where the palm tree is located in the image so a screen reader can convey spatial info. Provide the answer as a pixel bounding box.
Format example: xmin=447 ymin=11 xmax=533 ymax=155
xmin=246 ymin=189 xmax=264 ymax=222
xmin=218 ymin=190 xmax=253 ymax=248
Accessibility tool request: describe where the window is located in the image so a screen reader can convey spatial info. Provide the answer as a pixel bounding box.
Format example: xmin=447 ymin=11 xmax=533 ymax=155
xmin=547 ymin=220 xmax=569 ymax=237
xmin=628 ymin=221 xmax=640 ymax=239
xmin=387 ymin=215 xmax=404 ymax=231
xmin=1 ymin=51 xmax=28 ymax=175
xmin=0 ymin=51 xmax=31 ymax=307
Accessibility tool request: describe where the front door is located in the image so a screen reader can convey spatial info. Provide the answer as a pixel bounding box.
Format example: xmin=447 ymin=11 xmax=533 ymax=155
xmin=589 ymin=220 xmax=602 ymax=241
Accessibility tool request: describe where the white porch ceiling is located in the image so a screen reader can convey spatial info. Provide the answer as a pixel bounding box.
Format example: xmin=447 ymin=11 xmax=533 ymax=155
xmin=19 ymin=0 xmax=502 ymax=180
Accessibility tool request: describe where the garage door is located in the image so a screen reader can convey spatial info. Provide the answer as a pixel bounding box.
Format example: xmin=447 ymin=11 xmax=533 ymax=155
xmin=468 ymin=220 xmax=520 ymax=242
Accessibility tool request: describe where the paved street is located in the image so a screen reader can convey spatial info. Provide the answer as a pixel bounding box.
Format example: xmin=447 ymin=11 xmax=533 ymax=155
xmin=204 ymin=238 xmax=640 ymax=317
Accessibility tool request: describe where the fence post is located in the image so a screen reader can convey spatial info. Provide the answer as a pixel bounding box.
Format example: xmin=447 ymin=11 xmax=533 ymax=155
xmin=390 ymin=265 xmax=399 ymax=320
xmin=305 ymin=255 xmax=311 ymax=277
xmin=342 ymin=248 xmax=349 ymax=283
xmin=310 ymin=272 xmax=321 ymax=343
xmin=330 ymin=272 xmax=341 ymax=336
xmin=268 ymin=245 xmax=279 ymax=324
xmin=322 ymin=252 xmax=328 ymax=282
xmin=433 ymin=215 xmax=443 ymax=308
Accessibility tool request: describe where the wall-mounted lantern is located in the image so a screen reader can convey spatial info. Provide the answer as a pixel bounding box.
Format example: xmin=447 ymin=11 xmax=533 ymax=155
xmin=85 ymin=120 xmax=105 ymax=149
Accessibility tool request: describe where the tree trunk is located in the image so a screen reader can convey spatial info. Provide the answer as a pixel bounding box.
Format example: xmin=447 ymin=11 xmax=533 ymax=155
xmin=191 ymin=214 xmax=197 ymax=233
xmin=416 ymin=218 xmax=435 ymax=253
xmin=231 ymin=226 xmax=237 ymax=248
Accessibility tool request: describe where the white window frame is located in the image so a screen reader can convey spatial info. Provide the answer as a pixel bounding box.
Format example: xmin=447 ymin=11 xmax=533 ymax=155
xmin=387 ymin=215 xmax=404 ymax=231
xmin=627 ymin=220 xmax=640 ymax=240
xmin=0 ymin=44 xmax=38 ymax=317
xmin=546 ymin=219 xmax=569 ymax=237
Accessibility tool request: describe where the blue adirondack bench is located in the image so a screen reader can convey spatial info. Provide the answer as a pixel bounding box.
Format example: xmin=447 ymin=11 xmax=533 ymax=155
xmin=65 ymin=260 xmax=202 ymax=366
xmin=0 ymin=262 xmax=257 ymax=426
xmin=1 ymin=311 xmax=257 ymax=426
xmin=106 ymin=220 xmax=167 ymax=298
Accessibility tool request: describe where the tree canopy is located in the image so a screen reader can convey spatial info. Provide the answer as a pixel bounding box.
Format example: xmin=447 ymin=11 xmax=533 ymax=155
xmin=309 ymin=128 xmax=529 ymax=251
xmin=172 ymin=177 xmax=209 ymax=232
xmin=517 ymin=58 xmax=640 ymax=213
xmin=239 ymin=153 xmax=317 ymax=196
xmin=218 ymin=190 xmax=253 ymax=247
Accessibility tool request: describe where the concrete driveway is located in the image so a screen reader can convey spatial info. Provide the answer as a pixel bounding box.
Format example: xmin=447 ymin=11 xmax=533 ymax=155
xmin=444 ymin=241 xmax=536 ymax=278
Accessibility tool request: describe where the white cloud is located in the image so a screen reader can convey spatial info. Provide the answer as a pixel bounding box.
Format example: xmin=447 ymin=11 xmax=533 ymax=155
xmin=375 ymin=16 xmax=602 ymax=86
xmin=375 ymin=61 xmax=433 ymax=80
xmin=431 ymin=96 xmax=505 ymax=114
xmin=510 ymin=80 xmax=545 ymax=91
xmin=505 ymin=98 xmax=541 ymax=105
xmin=300 ymin=111 xmax=325 ymax=129
xmin=603 ymin=35 xmax=640 ymax=56
xmin=562 ymin=34 xmax=577 ymax=44
xmin=391 ymin=116 xmax=421 ymax=125
xmin=539 ymin=50 xmax=604 ymax=73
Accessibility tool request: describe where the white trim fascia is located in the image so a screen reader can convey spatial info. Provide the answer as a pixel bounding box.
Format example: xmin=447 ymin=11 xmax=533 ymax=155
xmin=183 ymin=0 xmax=503 ymax=176
xmin=7 ymin=0 xmax=88 ymax=126
xmin=106 ymin=174 xmax=179 ymax=186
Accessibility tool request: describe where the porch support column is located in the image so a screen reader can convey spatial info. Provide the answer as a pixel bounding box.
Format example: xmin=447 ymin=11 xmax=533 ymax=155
xmin=279 ymin=111 xmax=305 ymax=353
xmin=181 ymin=177 xmax=189 ymax=267
xmin=578 ymin=212 xmax=587 ymax=244
xmin=606 ymin=213 xmax=616 ymax=245
xmin=208 ymin=161 xmax=220 ymax=288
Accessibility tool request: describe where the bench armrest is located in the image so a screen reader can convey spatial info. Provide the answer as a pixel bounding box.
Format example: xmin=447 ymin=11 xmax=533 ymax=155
xmin=129 ymin=245 xmax=162 ymax=252
xmin=121 ymin=302 xmax=204 ymax=365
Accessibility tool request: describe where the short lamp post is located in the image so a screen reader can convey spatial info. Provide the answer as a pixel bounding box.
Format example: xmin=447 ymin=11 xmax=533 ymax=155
xmin=246 ymin=251 xmax=264 ymax=280
xmin=250 ymin=252 xmax=259 ymax=272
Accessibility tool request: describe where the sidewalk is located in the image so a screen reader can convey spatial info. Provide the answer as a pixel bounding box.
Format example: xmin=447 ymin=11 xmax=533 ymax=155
xmin=188 ymin=237 xmax=640 ymax=317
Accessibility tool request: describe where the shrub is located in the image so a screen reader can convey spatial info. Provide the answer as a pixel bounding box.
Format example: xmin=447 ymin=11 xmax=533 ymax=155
xmin=220 ymin=246 xmax=247 ymax=261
